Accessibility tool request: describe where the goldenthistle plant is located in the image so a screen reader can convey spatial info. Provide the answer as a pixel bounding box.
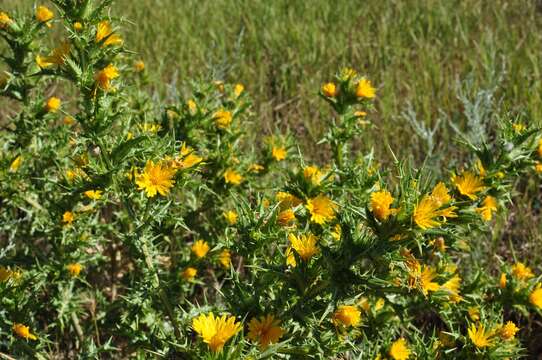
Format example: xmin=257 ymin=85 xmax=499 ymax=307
xmin=1 ymin=1 xmax=542 ymax=359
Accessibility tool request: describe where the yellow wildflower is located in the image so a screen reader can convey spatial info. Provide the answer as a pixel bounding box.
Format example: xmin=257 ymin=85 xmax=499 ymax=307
xmin=468 ymin=323 xmax=493 ymax=348
xmin=192 ymin=313 xmax=241 ymax=352
xmin=66 ymin=263 xmax=82 ymax=277
xmin=84 ymin=190 xmax=103 ymax=200
xmin=277 ymin=209 xmax=296 ymax=226
xmin=223 ymin=210 xmax=238 ymax=225
xmin=276 ymin=191 xmax=302 ymax=209
xmin=36 ymin=42 xmax=71 ymax=68
xmin=63 ymin=116 xmax=75 ymax=125
xmin=512 ymin=123 xmax=526 ymax=134
xmin=0 ymin=267 xmax=21 ymax=282
xmin=468 ymin=307 xmax=480 ymax=321
xmin=452 ymin=171 xmax=486 ymax=200
xmin=272 ymin=146 xmax=287 ymax=161
xmin=135 ymin=160 xmax=176 ymax=197
xmin=0 ymin=12 xmax=13 ymax=29
xmin=374 ymin=298 xmax=385 ymax=311
xmin=62 ymin=211 xmax=74 ymax=225
xmin=535 ymin=162 xmax=542 ymax=174
xmin=219 ymin=250 xmax=231 ymax=269
xmin=36 ymin=5 xmax=53 ymax=25
xmin=234 ymin=83 xmax=244 ymax=97
xmin=370 ymin=190 xmax=396 ymax=221
xmin=511 ymin=262 xmax=534 ymax=281
xmin=529 ymin=285 xmax=542 ymax=308
xmin=174 ymin=143 xmax=202 ymax=169
xmin=500 ymin=321 xmax=519 ymax=340
xmin=303 ymin=165 xmax=324 ymax=185
xmin=214 ymin=109 xmax=233 ymax=129
xmin=440 ymin=275 xmax=462 ymax=303
xmin=73 ymin=21 xmax=83 ymax=31
xmin=249 ymin=163 xmax=264 ymax=173
xmin=331 ymin=224 xmax=341 ymax=241
xmin=95 ymin=64 xmax=119 ymax=91
xmin=45 ymin=97 xmax=61 ymax=112
xmin=476 ymin=196 xmax=497 ymax=221
xmin=181 ymin=267 xmax=197 ymax=280
xmin=389 ymin=338 xmax=411 ymax=360
xmin=287 ymin=233 xmax=318 ymax=266
xmin=356 ymin=78 xmax=376 ymax=99
xmin=95 ymin=20 xmax=122 ymax=46
xmin=332 ymin=305 xmax=361 ymax=327
xmin=13 ymin=323 xmax=37 ymax=340
xmin=413 ymin=182 xmax=457 ymax=230
xmin=306 ymin=194 xmax=337 ymax=224
xmin=134 ymin=60 xmax=145 ymax=72
xmin=9 ymin=155 xmax=22 ymax=172
xmin=192 ymin=240 xmax=210 ymax=259
xmin=499 ymin=273 xmax=507 ymax=288
xmin=223 ymin=168 xmax=243 ymax=185
xmin=247 ymin=315 xmax=284 ymax=349
xmin=321 ymin=82 xmax=337 ymax=97
xmin=538 ymin=138 xmax=542 ymax=158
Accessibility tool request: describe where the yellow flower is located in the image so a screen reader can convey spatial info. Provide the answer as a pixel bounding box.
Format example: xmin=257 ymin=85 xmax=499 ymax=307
xmin=63 ymin=116 xmax=75 ymax=126
xmin=95 ymin=20 xmax=122 ymax=46
xmin=84 ymin=190 xmax=103 ymax=200
xmin=321 ymin=82 xmax=337 ymax=97
xmin=247 ymin=315 xmax=284 ymax=349
xmin=303 ymin=165 xmax=324 ymax=185
xmin=276 ymin=191 xmax=302 ymax=209
xmin=332 ymin=305 xmax=361 ymax=327
xmin=214 ymin=109 xmax=233 ymax=129
xmin=134 ymin=60 xmax=145 ymax=72
xmin=529 ymin=285 xmax=542 ymax=308
xmin=135 ymin=160 xmax=176 ymax=197
xmin=66 ymin=263 xmax=82 ymax=277
xmin=45 ymin=97 xmax=61 ymax=112
xmin=413 ymin=182 xmax=457 ymax=230
xmin=272 ymin=146 xmax=287 ymax=161
xmin=287 ymin=233 xmax=318 ymax=266
xmin=192 ymin=240 xmax=210 ymax=259
xmin=36 ymin=5 xmax=53 ymax=25
xmin=249 ymin=163 xmax=264 ymax=173
xmin=62 ymin=211 xmax=74 ymax=225
xmin=389 ymin=338 xmax=411 ymax=360
xmin=535 ymin=162 xmax=542 ymax=174
xmin=500 ymin=321 xmax=519 ymax=340
xmin=499 ymin=273 xmax=507 ymax=288
xmin=512 ymin=123 xmax=526 ymax=134
xmin=73 ymin=21 xmax=83 ymax=31
xmin=306 ymin=195 xmax=337 ymax=224
xmin=181 ymin=267 xmax=197 ymax=280
xmin=277 ymin=209 xmax=296 ymax=226
xmin=340 ymin=67 xmax=357 ymax=80
xmin=0 ymin=12 xmax=13 ymax=29
xmin=234 ymin=83 xmax=244 ymax=97
xmin=13 ymin=323 xmax=37 ymax=340
xmin=219 ymin=250 xmax=231 ymax=269
xmin=224 ymin=168 xmax=243 ymax=185
xmin=37 ymin=41 xmax=71 ymax=69
xmin=441 ymin=275 xmax=462 ymax=303
xmin=192 ymin=313 xmax=241 ymax=352
xmin=468 ymin=307 xmax=480 ymax=321
xmin=0 ymin=267 xmax=21 ymax=282
xmin=9 ymin=155 xmax=22 ymax=172
xmin=95 ymin=64 xmax=119 ymax=91
xmin=370 ymin=190 xmax=396 ymax=221
xmin=374 ymin=298 xmax=385 ymax=311
xmin=356 ymin=78 xmax=376 ymax=99
xmin=223 ymin=210 xmax=238 ymax=225
xmin=468 ymin=323 xmax=493 ymax=348
xmin=476 ymin=196 xmax=497 ymax=221
xmin=452 ymin=171 xmax=486 ymax=200
xmin=538 ymin=138 xmax=542 ymax=158
xmin=511 ymin=262 xmax=534 ymax=281
xmin=331 ymin=224 xmax=341 ymax=241
xmin=174 ymin=143 xmax=203 ymax=169
xmin=419 ymin=266 xmax=440 ymax=295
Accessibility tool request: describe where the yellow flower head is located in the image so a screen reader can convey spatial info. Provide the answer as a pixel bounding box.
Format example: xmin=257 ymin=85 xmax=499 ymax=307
xmin=272 ymin=146 xmax=287 ymax=161
xmin=499 ymin=273 xmax=507 ymax=289
xmin=13 ymin=323 xmax=37 ymax=340
xmin=529 ymin=285 xmax=542 ymax=308
xmin=535 ymin=162 xmax=542 ymax=174
xmin=276 ymin=191 xmax=302 ymax=209
xmin=441 ymin=275 xmax=462 ymax=303
xmin=321 ymin=82 xmax=337 ymax=97
xmin=134 ymin=60 xmax=145 ymax=72
xmin=62 ymin=211 xmax=74 ymax=225
xmin=135 ymin=160 xmax=176 ymax=197
xmin=73 ymin=21 xmax=83 ymax=31
xmin=192 ymin=240 xmax=210 ymax=259
xmin=389 ymin=338 xmax=411 ymax=360
xmin=332 ymin=305 xmax=361 ymax=328
xmin=36 ymin=5 xmax=53 ymax=25
xmin=468 ymin=323 xmax=493 ymax=348
xmin=287 ymin=233 xmax=319 ymax=266
xmin=452 ymin=171 xmax=486 ymax=200
xmin=45 ymin=97 xmax=61 ymax=112
xmin=249 ymin=163 xmax=264 ymax=173
xmin=512 ymin=123 xmax=526 ymax=134
xmin=511 ymin=262 xmax=534 ymax=281
xmin=95 ymin=64 xmax=119 ymax=91
xmin=219 ymin=250 xmax=231 ymax=269
xmin=66 ymin=263 xmax=82 ymax=277
xmin=331 ymin=223 xmax=341 ymax=241
xmin=370 ymin=190 xmax=395 ymax=221
xmin=538 ymin=138 xmax=542 ymax=158
xmin=277 ymin=209 xmax=296 ymax=226
xmin=182 ymin=267 xmax=197 ymax=280
xmin=234 ymin=83 xmax=244 ymax=97
xmin=192 ymin=313 xmax=242 ymax=352
xmin=0 ymin=12 xmax=13 ymax=29
xmin=306 ymin=194 xmax=337 ymax=224
xmin=223 ymin=210 xmax=238 ymax=225
xmin=96 ymin=20 xmax=122 ymax=46
xmin=9 ymin=155 xmax=22 ymax=173
xmin=419 ymin=266 xmax=440 ymax=295
xmin=356 ymin=78 xmax=376 ymax=99
xmin=303 ymin=165 xmax=324 ymax=185
xmin=223 ymin=168 xmax=243 ymax=186
xmin=37 ymin=41 xmax=71 ymax=69
xmin=214 ymin=109 xmax=233 ymax=129
xmin=476 ymin=196 xmax=497 ymax=221
xmin=247 ymin=315 xmax=284 ymax=349
xmin=0 ymin=267 xmax=21 ymax=282
xmin=500 ymin=321 xmax=519 ymax=340
xmin=84 ymin=190 xmax=103 ymax=200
